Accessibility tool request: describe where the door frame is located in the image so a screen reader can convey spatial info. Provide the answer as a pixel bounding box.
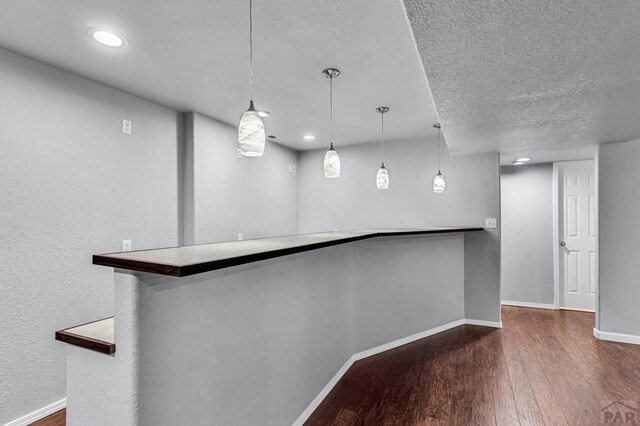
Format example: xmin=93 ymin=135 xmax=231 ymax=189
xmin=552 ymin=160 xmax=598 ymax=312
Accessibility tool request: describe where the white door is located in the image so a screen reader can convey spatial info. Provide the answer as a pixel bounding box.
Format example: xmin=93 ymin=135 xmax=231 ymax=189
xmin=557 ymin=160 xmax=597 ymax=311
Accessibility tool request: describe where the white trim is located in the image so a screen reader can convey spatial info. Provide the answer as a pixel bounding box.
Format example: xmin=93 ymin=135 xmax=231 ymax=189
xmin=594 ymin=328 xmax=640 ymax=345
xmin=594 ymin=148 xmax=600 ymax=329
xmin=552 ymin=162 xmax=560 ymax=309
xmin=293 ymin=318 xmax=470 ymax=426
xmin=560 ymin=306 xmax=595 ymax=313
xmin=465 ymin=318 xmax=503 ymax=328
xmin=3 ymin=398 xmax=66 ymax=426
xmin=354 ymin=319 xmax=466 ymax=361
xmin=291 ymin=353 xmax=357 ymax=426
xmin=502 ymin=300 xmax=557 ymax=310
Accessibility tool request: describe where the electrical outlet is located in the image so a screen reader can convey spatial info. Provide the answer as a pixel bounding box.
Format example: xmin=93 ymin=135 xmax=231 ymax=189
xmin=288 ymin=164 xmax=297 ymax=174
xmin=237 ymin=233 xmax=243 ymax=241
xmin=122 ymin=240 xmax=132 ymax=252
xmin=122 ymin=119 xmax=132 ymax=135
xmin=485 ymin=218 xmax=498 ymax=229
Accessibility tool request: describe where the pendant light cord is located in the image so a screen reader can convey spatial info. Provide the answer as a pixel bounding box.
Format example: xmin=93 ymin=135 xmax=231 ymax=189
xmin=249 ymin=0 xmax=253 ymax=101
xmin=381 ymin=112 xmax=385 ymax=164
xmin=438 ymin=125 xmax=441 ymax=173
xmin=329 ymin=75 xmax=334 ymax=147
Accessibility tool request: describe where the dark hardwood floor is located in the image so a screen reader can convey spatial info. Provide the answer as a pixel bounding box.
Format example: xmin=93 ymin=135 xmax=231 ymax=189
xmin=306 ymin=306 xmax=640 ymax=425
xmin=28 ymin=307 xmax=640 ymax=426
xmin=30 ymin=408 xmax=65 ymax=426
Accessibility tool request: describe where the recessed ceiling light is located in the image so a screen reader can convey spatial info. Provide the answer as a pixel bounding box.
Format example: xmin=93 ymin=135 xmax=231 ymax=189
xmin=302 ymin=134 xmax=316 ymax=141
xmin=515 ymin=157 xmax=531 ymax=163
xmin=257 ymin=110 xmax=270 ymax=118
xmin=88 ymin=27 xmax=128 ymax=48
xmin=267 ymin=134 xmax=288 ymax=143
xmin=513 ymin=161 xmax=524 ymax=166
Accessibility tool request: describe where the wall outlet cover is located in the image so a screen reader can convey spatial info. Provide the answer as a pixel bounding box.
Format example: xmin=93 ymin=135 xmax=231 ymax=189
xmin=122 ymin=240 xmax=132 ymax=252
xmin=485 ymin=218 xmax=498 ymax=229
xmin=122 ymin=119 xmax=132 ymax=135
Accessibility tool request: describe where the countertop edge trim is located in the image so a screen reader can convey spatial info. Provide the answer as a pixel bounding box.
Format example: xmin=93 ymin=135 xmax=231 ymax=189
xmin=177 ymin=233 xmax=374 ymax=277
xmin=93 ymin=228 xmax=484 ymax=277
xmin=92 ymin=255 xmax=181 ymax=277
xmin=55 ymin=329 xmax=115 ymax=355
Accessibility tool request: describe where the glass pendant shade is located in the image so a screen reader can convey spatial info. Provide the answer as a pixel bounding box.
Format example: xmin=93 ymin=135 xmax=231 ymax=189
xmin=376 ymin=163 xmax=389 ymax=189
xmin=433 ymin=171 xmax=445 ymax=193
xmin=238 ymin=100 xmax=265 ymax=157
xmin=323 ymin=143 xmax=341 ymax=178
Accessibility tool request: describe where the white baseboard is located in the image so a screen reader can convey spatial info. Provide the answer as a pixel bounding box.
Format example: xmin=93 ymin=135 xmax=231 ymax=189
xmin=593 ymin=328 xmax=640 ymax=345
xmin=291 ymin=352 xmax=358 ymax=426
xmin=465 ymin=318 xmax=503 ymax=328
xmin=502 ymin=300 xmax=557 ymax=310
xmin=293 ymin=317 xmax=501 ymax=425
xmin=354 ymin=319 xmax=466 ymax=361
xmin=3 ymin=398 xmax=66 ymax=426
xmin=561 ymin=306 xmax=595 ymax=313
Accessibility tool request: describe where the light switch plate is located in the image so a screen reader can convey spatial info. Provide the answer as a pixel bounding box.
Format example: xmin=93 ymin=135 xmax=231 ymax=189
xmin=485 ymin=218 xmax=498 ymax=229
xmin=237 ymin=233 xmax=243 ymax=241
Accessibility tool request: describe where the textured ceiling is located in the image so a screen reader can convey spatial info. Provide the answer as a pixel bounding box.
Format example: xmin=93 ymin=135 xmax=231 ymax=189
xmin=403 ymin=0 xmax=640 ymax=163
xmin=0 ymin=0 xmax=438 ymax=151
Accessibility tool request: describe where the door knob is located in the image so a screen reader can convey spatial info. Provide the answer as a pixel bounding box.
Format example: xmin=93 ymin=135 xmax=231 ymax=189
xmin=560 ymin=241 xmax=566 ymax=247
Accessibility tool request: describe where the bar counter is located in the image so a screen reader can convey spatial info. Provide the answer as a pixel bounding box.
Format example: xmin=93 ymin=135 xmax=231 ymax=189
xmin=63 ymin=227 xmax=499 ymax=426
xmin=93 ymin=227 xmax=483 ymax=277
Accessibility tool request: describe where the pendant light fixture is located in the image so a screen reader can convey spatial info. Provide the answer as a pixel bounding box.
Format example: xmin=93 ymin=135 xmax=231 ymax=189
xmin=375 ymin=106 xmax=390 ymax=189
xmin=433 ymin=123 xmax=446 ymax=193
xmin=238 ymin=0 xmax=265 ymax=157
xmin=322 ymin=68 xmax=341 ymax=178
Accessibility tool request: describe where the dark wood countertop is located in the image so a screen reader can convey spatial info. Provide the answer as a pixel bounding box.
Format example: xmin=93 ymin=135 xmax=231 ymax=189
xmin=55 ymin=317 xmax=115 ymax=355
xmin=93 ymin=227 xmax=483 ymax=277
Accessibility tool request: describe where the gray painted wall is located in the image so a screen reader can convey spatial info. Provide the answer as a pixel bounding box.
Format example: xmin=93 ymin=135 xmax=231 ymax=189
xmin=122 ymin=235 xmax=464 ymax=426
xmin=500 ymin=164 xmax=554 ymax=305
xmin=0 ymin=48 xmax=181 ymax=424
xmin=0 ymin=48 xmax=302 ymax=423
xmin=183 ymin=112 xmax=298 ymax=244
xmin=598 ymin=139 xmax=640 ymax=336
xmin=297 ymin=139 xmax=501 ymax=322
xmin=464 ymin=230 xmax=501 ymax=323
xmin=297 ymin=138 xmax=499 ymax=232
xmin=67 ymin=272 xmax=140 ymax=426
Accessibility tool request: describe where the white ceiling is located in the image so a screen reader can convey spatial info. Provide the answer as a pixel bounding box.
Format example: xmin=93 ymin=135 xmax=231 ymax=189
xmin=403 ymin=0 xmax=640 ymax=164
xmin=0 ymin=0 xmax=439 ymax=151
